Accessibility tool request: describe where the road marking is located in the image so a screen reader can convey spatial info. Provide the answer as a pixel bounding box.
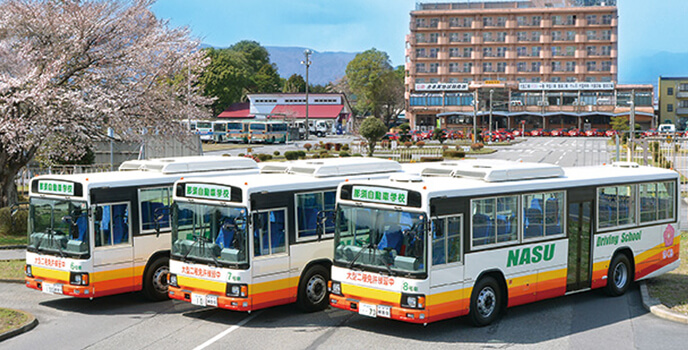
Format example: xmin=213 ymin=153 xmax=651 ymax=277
xmin=193 ymin=311 xmax=261 ymax=350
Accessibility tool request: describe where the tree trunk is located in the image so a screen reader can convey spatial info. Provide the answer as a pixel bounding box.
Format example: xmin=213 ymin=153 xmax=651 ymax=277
xmin=0 ymin=148 xmax=35 ymax=208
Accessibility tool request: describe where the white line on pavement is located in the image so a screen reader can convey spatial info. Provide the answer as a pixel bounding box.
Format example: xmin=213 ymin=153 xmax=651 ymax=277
xmin=193 ymin=311 xmax=261 ymax=350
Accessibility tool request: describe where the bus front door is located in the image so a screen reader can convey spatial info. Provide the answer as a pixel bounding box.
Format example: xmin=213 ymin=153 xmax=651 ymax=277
xmin=566 ymin=199 xmax=593 ymax=292
xmin=92 ymin=202 xmax=135 ymax=296
xmin=251 ymin=209 xmax=291 ymax=308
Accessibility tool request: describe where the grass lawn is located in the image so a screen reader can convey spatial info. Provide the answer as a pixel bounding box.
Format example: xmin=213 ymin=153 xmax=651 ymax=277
xmin=201 ymin=143 xmax=250 ymax=153
xmin=647 ymin=231 xmax=688 ymax=314
xmin=0 ymin=308 xmax=29 ymax=334
xmin=0 ymin=235 xmax=25 ymax=246
xmin=0 ymin=260 xmax=25 ymax=281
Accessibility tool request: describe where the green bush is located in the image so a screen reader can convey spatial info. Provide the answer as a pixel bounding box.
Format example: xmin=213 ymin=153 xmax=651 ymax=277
xmin=284 ymin=151 xmax=299 ymax=160
xmin=339 ymin=151 xmax=351 ymax=157
xmin=341 ymin=144 xmax=350 ymax=151
xmin=443 ymin=150 xmax=465 ymax=158
xmin=297 ymin=150 xmax=306 ymax=158
xmin=238 ymin=153 xmax=245 ymax=157
xmin=273 ymin=150 xmax=280 ymax=156
xmin=353 ymin=153 xmax=363 ymax=157
xmin=255 ymin=153 xmax=272 ymax=161
xmin=0 ymin=206 xmax=28 ymax=236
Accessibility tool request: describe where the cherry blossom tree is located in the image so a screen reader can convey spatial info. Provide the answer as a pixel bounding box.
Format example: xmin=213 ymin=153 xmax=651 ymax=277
xmin=0 ymin=0 xmax=211 ymax=206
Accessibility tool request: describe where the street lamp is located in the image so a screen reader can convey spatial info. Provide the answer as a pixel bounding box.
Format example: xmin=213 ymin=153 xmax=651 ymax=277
xmin=301 ymin=49 xmax=312 ymax=140
xmin=472 ymin=90 xmax=478 ymax=143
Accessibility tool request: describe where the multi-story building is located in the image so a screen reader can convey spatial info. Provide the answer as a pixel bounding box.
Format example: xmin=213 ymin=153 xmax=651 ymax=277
xmin=658 ymin=77 xmax=688 ymax=129
xmin=406 ymin=0 xmax=654 ymax=132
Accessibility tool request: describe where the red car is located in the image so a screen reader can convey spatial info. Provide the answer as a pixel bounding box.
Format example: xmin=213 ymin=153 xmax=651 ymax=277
xmin=642 ymin=129 xmax=657 ymax=138
xmin=567 ymin=129 xmax=583 ymax=137
xmin=605 ymin=129 xmax=619 ymax=137
xmin=381 ymin=132 xmax=399 ymax=141
xmin=585 ymin=129 xmax=604 ymax=137
xmin=530 ymin=129 xmax=542 ymax=137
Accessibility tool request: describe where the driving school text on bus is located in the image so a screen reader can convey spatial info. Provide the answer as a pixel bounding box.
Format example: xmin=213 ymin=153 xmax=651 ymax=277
xmin=166 ymin=158 xmax=402 ymax=312
xmin=329 ymin=160 xmax=679 ymax=326
xmin=25 ymin=156 xmax=259 ymax=300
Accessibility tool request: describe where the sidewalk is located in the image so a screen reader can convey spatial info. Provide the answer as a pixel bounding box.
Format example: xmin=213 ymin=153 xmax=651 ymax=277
xmin=0 ymin=249 xmax=25 ymax=260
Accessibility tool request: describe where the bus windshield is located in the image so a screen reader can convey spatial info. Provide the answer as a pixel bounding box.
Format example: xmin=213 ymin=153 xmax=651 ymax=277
xmin=250 ymin=124 xmax=266 ymax=131
xmin=28 ymin=198 xmax=90 ymax=258
xmin=171 ymin=202 xmax=249 ymax=268
xmin=334 ymin=204 xmax=427 ymax=276
xmin=227 ymin=123 xmax=243 ymax=130
xmin=196 ymin=122 xmax=212 ymax=129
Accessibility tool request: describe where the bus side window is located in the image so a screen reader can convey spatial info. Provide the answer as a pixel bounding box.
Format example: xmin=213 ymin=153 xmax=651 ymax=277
xmin=140 ymin=187 xmax=171 ymax=232
xmin=254 ymin=209 xmax=286 ymax=257
xmin=95 ymin=203 xmax=130 ymax=247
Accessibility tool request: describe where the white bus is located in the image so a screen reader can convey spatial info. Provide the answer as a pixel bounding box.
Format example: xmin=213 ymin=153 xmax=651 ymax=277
xmin=167 ymin=158 xmax=403 ymax=312
xmin=25 ymin=156 xmax=260 ymax=300
xmin=329 ymin=160 xmax=679 ymax=325
xmin=213 ymin=121 xmax=247 ymax=143
xmin=181 ymin=120 xmax=214 ymax=142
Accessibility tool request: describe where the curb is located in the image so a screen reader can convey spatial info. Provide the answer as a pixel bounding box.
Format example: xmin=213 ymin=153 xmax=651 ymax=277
xmin=0 ymin=246 xmax=26 ymax=250
xmin=0 ymin=278 xmax=24 ymax=284
xmin=639 ymin=281 xmax=688 ymax=324
xmin=0 ymin=308 xmax=38 ymax=342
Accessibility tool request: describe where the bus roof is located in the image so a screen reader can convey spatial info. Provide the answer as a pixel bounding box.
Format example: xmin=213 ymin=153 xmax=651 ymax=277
xmin=342 ymin=160 xmax=679 ymax=203
xmin=259 ymin=157 xmax=402 ymax=178
xmin=118 ymin=156 xmax=258 ymax=174
xmin=30 ymin=156 xmax=260 ymax=197
xmin=176 ymin=158 xmax=403 ymax=198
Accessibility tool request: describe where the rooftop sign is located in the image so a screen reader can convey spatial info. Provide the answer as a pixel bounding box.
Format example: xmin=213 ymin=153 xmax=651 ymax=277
xmin=415 ymin=83 xmax=469 ymax=92
xmin=519 ymin=82 xmax=615 ymax=91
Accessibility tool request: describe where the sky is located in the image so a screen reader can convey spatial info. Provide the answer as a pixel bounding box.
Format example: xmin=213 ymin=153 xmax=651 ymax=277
xmin=152 ymin=0 xmax=688 ymax=78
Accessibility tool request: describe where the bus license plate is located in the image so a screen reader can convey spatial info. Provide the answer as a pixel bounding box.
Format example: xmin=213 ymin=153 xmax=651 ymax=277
xmin=191 ymin=293 xmax=207 ymax=306
xmin=42 ymin=282 xmax=63 ymax=295
xmin=206 ymin=294 xmax=218 ymax=307
xmin=377 ymin=305 xmax=391 ymax=318
xmin=358 ymin=302 xmax=377 ymax=318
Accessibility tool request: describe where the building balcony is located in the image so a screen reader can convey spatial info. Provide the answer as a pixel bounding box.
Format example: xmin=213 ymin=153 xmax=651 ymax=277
xmin=471 ymin=36 xmax=483 ymax=45
xmin=676 ymin=108 xmax=688 ymax=116
xmin=610 ymin=49 xmax=618 ymax=58
xmin=676 ymin=91 xmax=688 ymax=99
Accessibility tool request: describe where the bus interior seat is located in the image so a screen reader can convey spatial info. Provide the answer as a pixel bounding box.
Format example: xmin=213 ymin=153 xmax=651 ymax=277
xmin=216 ymin=218 xmax=235 ymax=248
xmin=378 ymin=224 xmax=403 ymax=252
xmin=472 ymin=213 xmax=493 ymax=244
xmin=524 ymin=208 xmax=543 ymax=237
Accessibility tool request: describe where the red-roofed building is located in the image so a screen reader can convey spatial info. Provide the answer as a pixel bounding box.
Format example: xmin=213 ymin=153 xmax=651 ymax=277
xmin=217 ymin=102 xmax=254 ymax=119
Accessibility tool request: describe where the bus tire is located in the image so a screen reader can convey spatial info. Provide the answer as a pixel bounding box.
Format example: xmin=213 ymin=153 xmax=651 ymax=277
xmin=605 ymin=254 xmax=631 ymax=296
xmin=469 ymin=276 xmax=502 ymax=327
xmin=297 ymin=265 xmax=329 ymax=312
xmin=143 ymin=256 xmax=170 ymax=301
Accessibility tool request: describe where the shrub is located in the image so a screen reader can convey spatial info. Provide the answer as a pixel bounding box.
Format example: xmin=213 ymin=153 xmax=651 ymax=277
xmin=303 ymin=143 xmax=312 ymax=151
xmin=297 ymin=150 xmax=306 ymax=158
xmin=420 ymin=156 xmax=443 ymax=162
xmin=273 ymin=150 xmax=280 ymax=156
xmin=353 ymin=153 xmax=363 ymax=157
xmin=443 ymin=150 xmax=466 ymax=158
xmin=471 ymin=143 xmax=484 ymax=151
xmin=442 ymin=145 xmax=449 ymax=150
xmin=256 ymin=153 xmax=272 ymax=162
xmin=339 ymin=151 xmax=351 ymax=157
xmin=311 ymin=154 xmax=320 ymax=159
xmin=334 ymin=143 xmax=342 ymax=151
xmin=238 ymin=153 xmax=245 ymax=157
xmin=324 ymin=142 xmax=333 ymax=151
xmin=284 ymin=151 xmax=299 ymax=160
xmin=416 ymin=141 xmax=425 ymax=148
xmin=246 ymin=147 xmax=252 ymax=154
xmin=0 ymin=206 xmax=28 ymax=236
xmin=341 ymin=144 xmax=350 ymax=151
xmin=404 ymin=141 xmax=413 ymax=148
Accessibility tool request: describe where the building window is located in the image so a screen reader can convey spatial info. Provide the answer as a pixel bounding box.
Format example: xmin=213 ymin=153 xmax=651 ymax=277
xmin=566 ymin=46 xmax=576 ymax=56
xmin=602 ymin=30 xmax=612 ymax=40
xmin=586 ymin=14 xmax=598 ymax=25
xmin=517 ymin=62 xmax=526 ymax=72
xmin=517 ymin=46 xmax=527 ymax=56
xmin=585 ymin=77 xmax=596 ymax=82
xmin=429 ymin=48 xmax=439 ymax=58
xmin=679 ymin=84 xmax=688 ymax=91
xmin=565 ymin=61 xmax=576 ymax=72
xmin=552 ymin=15 xmax=562 ymax=25
xmin=566 ymin=76 xmax=577 ymax=82
xmin=586 ymin=61 xmax=597 ymax=72
xmin=668 ymin=104 xmax=673 ymax=112
xmin=429 ymin=18 xmax=439 ymax=28
xmin=483 ymin=47 xmax=492 ymax=57
xmin=449 ymin=17 xmax=460 ymax=27
xmin=517 ymin=31 xmax=527 ymax=41
xmin=463 ymin=62 xmax=473 ymax=73
xmin=497 ymin=32 xmax=506 ymax=42
xmin=517 ymin=16 xmax=527 ymax=26
xmin=601 ymin=45 xmax=612 ymax=56
xmin=531 ymin=31 xmax=541 ymax=42
xmin=496 ymin=16 xmax=506 ymax=27
xmin=668 ymin=87 xmax=674 ymax=95
xmin=416 ymin=48 xmax=426 ymax=58
xmin=601 ymin=61 xmax=612 ymax=72
xmin=463 ymin=32 xmax=472 ymax=42
xmin=449 ymin=48 xmax=459 ymax=57
xmin=531 ymin=77 xmax=541 ymax=82
xmin=482 ymin=62 xmax=493 ymax=73
xmin=551 ymin=46 xmax=561 ymax=56
xmin=552 ymin=61 xmax=562 ymax=72
xmin=430 ymin=78 xmax=440 ymax=83
xmin=415 ymin=18 xmax=426 ymax=28
xmin=532 ymin=46 xmax=541 ymax=57
xmin=429 ymin=33 xmax=439 ymax=43
xmin=531 ymin=61 xmax=541 ymax=72
xmin=551 ymin=76 xmax=561 ymax=82
xmin=429 ymin=63 xmax=439 ymax=73
xmin=449 ymin=63 xmax=459 ymax=73
xmin=463 ymin=47 xmax=473 ymax=58
xmin=415 ymin=78 xmax=426 ymax=84
xmin=483 ymin=32 xmax=493 ymax=42
xmin=587 ymin=30 xmax=597 ymax=40
xmin=449 ymin=33 xmax=459 ymax=42
xmin=496 ymin=47 xmax=507 ymax=57
xmin=497 ymin=62 xmax=506 ymax=73
xmin=532 ymin=16 xmax=541 ymax=26
xmin=587 ymin=46 xmax=597 ymax=56
xmin=566 ymin=31 xmax=576 ymax=41
xmin=566 ymin=15 xmax=576 ymax=25
xmin=463 ymin=17 xmax=473 ymax=27
xmin=416 ymin=63 xmax=426 ymax=73
xmin=483 ymin=16 xmax=493 ymax=27
xmin=551 ymin=31 xmax=562 ymax=41
xmin=602 ymin=14 xmax=613 ymax=25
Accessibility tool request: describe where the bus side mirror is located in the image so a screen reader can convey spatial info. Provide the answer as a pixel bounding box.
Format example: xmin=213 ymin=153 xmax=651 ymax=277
xmin=153 ymin=206 xmax=170 ymax=237
xmin=94 ymin=206 xmax=103 ymax=221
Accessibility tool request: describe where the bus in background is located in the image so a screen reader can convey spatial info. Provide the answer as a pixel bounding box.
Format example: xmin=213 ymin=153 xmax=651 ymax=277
xmin=329 ymin=160 xmax=679 ymax=325
xmin=167 ymin=158 xmax=403 ymax=312
xmin=247 ymin=121 xmax=288 ymax=144
xmin=25 ymin=156 xmax=260 ymax=301
xmin=180 ymin=119 xmax=214 ymax=142
xmin=213 ymin=121 xmax=248 ymax=143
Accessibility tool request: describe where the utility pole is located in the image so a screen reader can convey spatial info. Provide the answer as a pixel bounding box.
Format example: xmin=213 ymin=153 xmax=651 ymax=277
xmin=301 ymin=49 xmax=312 ymax=140
xmin=489 ymin=89 xmax=494 ymax=134
xmin=473 ymin=89 xmax=478 ymax=142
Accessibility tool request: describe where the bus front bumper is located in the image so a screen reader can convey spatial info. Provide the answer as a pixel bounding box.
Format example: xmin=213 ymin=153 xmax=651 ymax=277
xmin=329 ymin=293 xmax=428 ymax=324
xmin=169 ymin=285 xmax=252 ymax=311
xmin=25 ymin=276 xmax=94 ymax=298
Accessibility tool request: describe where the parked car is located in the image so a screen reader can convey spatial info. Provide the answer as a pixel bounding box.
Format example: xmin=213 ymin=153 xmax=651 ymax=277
xmin=642 ymin=129 xmax=657 ymax=138
xmin=605 ymin=129 xmax=619 ymax=137
xmin=381 ymin=132 xmax=399 ymax=141
xmin=567 ymin=128 xmax=583 ymax=137
xmin=585 ymin=129 xmax=604 ymax=137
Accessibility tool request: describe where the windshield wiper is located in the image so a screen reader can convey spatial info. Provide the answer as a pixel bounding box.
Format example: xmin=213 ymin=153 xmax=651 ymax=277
xmin=182 ymin=233 xmax=221 ymax=267
xmin=50 ymin=229 xmax=66 ymax=258
xmin=347 ymin=242 xmax=374 ymax=269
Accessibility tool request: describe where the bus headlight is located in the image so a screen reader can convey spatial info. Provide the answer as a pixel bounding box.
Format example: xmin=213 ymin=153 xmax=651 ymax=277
xmin=168 ymin=273 xmax=178 ymax=288
xmin=25 ymin=264 xmax=33 ymax=277
xmin=329 ymin=281 xmax=342 ymax=296
xmin=226 ymin=283 xmax=248 ymax=298
xmin=401 ymin=293 xmax=425 ymax=309
xmin=70 ymin=272 xmax=89 ymax=286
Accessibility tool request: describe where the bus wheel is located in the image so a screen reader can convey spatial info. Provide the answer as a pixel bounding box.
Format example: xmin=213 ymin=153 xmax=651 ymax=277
xmin=143 ymin=256 xmax=170 ymax=301
xmin=469 ymin=276 xmax=502 ymax=327
xmin=605 ymin=254 xmax=631 ymax=296
xmin=297 ymin=265 xmax=329 ymax=312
